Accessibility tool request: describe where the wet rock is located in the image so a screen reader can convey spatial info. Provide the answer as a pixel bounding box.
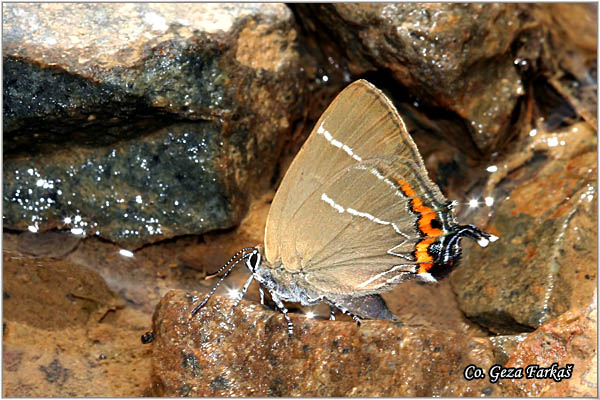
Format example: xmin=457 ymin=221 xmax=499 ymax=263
xmin=2 ymin=251 xmax=123 ymax=329
xmin=3 ymin=123 xmax=244 ymax=247
xmin=3 ymin=3 xmax=305 ymax=248
xmin=292 ymin=3 xmax=531 ymax=153
xmin=381 ymin=279 xmax=488 ymax=338
xmin=452 ymin=121 xmax=597 ymax=334
xmin=43 ymin=192 xmax=273 ymax=315
xmin=149 ymin=290 xmax=502 ymax=397
xmin=539 ymin=4 xmax=597 ymax=127
xmin=293 ymin=4 xmax=598 ymax=156
xmin=489 ymin=334 xmax=529 ymax=365
xmin=15 ymin=230 xmax=81 ymax=258
xmin=503 ymin=292 xmax=597 ymax=397
xmin=3 ymin=3 xmax=301 ymax=123
xmin=2 ymin=248 xmax=154 ymax=397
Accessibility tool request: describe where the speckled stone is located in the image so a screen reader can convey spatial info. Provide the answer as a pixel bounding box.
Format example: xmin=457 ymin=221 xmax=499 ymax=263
xmin=292 ymin=3 xmax=531 ymax=153
xmin=3 ymin=123 xmax=244 ymax=247
xmin=451 ymin=121 xmax=597 ymax=333
xmin=503 ymin=292 xmax=597 ymax=397
xmin=3 ymin=3 xmax=305 ymax=248
xmin=2 ymin=3 xmax=293 ymax=81
xmin=488 ymin=334 xmax=529 ymax=365
xmin=149 ymin=290 xmax=502 ymax=397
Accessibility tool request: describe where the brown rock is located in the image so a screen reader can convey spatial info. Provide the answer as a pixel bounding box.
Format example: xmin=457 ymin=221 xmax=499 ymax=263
xmin=149 ymin=290 xmax=502 ymax=397
xmin=293 ymin=3 xmax=530 ymax=153
xmin=538 ymin=4 xmax=597 ymax=127
xmin=503 ymin=292 xmax=597 ymax=397
xmin=2 ymin=249 xmax=153 ymax=397
xmin=452 ymin=121 xmax=597 ymax=333
xmin=3 ymin=3 xmax=294 ymax=83
xmin=293 ymin=4 xmax=597 ymax=157
xmin=489 ymin=334 xmax=529 ymax=365
xmin=2 ymin=250 xmax=123 ymax=329
xmin=14 ymin=230 xmax=81 ymax=258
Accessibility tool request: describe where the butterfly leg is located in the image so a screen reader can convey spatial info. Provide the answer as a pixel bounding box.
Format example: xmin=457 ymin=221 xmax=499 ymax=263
xmin=233 ymin=274 xmax=254 ymax=309
xmin=259 ymin=286 xmax=266 ymax=305
xmin=329 ymin=307 xmax=336 ymax=321
xmin=270 ymin=292 xmax=294 ymax=337
xmin=330 ymin=301 xmax=362 ymax=326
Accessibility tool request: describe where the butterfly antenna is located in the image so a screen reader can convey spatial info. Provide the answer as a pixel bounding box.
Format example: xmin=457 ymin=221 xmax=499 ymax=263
xmin=188 ymin=247 xmax=256 ymax=320
xmin=204 ymin=247 xmax=256 ymax=280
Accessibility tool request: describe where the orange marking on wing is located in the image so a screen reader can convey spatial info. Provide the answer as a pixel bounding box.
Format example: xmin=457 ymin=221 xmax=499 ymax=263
xmin=416 ymin=237 xmax=435 ymax=274
xmin=397 ymin=179 xmax=443 ymax=237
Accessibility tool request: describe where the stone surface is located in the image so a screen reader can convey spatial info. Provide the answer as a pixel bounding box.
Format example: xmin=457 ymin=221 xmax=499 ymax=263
xmin=0 ymin=193 xmax=271 ymax=397
xmin=292 ymin=4 xmax=597 ymax=156
xmin=149 ymin=290 xmax=502 ymax=397
xmin=1 ymin=251 xmax=150 ymax=397
xmin=3 ymin=251 xmax=123 ymax=329
xmin=3 ymin=3 xmax=305 ymax=248
xmin=2 ymin=3 xmax=297 ymax=115
xmin=503 ymin=292 xmax=597 ymax=397
xmin=452 ymin=121 xmax=597 ymax=334
xmin=11 ymin=230 xmax=82 ymax=258
xmin=3 ymin=123 xmax=245 ymax=247
xmin=489 ymin=334 xmax=529 ymax=366
xmin=292 ymin=3 xmax=531 ymax=154
xmin=540 ymin=4 xmax=597 ymax=127
xmin=3 ymin=307 xmax=153 ymax=397
xmin=2 ymin=3 xmax=597 ymax=398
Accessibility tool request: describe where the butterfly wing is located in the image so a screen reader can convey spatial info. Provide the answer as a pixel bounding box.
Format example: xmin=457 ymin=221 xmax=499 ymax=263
xmin=265 ymin=80 xmax=451 ymax=295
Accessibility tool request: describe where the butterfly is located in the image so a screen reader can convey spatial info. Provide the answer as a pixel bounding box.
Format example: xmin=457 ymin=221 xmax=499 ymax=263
xmin=189 ymin=80 xmax=497 ymax=336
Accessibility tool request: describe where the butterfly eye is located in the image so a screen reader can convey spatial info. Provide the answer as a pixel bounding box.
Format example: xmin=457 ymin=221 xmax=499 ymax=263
xmin=247 ymin=251 xmax=261 ymax=271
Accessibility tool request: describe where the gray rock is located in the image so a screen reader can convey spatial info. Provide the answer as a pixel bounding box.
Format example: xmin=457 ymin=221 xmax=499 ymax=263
xmin=3 ymin=3 xmax=306 ymax=248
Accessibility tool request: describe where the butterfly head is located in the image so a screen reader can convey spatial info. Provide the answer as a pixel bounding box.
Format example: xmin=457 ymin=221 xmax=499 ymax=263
xmin=243 ymin=247 xmax=262 ymax=273
xmin=188 ymin=246 xmax=260 ymax=319
xmin=423 ymin=224 xmax=498 ymax=281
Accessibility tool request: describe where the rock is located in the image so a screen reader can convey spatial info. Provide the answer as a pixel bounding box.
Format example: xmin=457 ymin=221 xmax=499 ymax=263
xmin=381 ymin=279 xmax=487 ymax=338
xmin=2 ymin=3 xmax=597 ymax=398
xmin=2 ymin=249 xmax=153 ymax=397
xmin=292 ymin=3 xmax=531 ymax=153
xmin=3 ymin=3 xmax=305 ymax=248
xmin=3 ymin=123 xmax=245 ymax=247
xmin=15 ymin=230 xmax=81 ymax=258
xmin=452 ymin=121 xmax=597 ymax=333
xmin=539 ymin=4 xmax=597 ymax=127
xmin=2 ymin=250 xmax=123 ymax=328
xmin=149 ymin=290 xmax=502 ymax=397
xmin=503 ymin=292 xmax=597 ymax=397
xmin=292 ymin=4 xmax=597 ymax=156
xmin=489 ymin=334 xmax=529 ymax=365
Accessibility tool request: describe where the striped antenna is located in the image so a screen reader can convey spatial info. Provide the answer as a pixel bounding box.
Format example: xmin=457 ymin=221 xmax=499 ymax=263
xmin=203 ymin=247 xmax=256 ymax=280
xmin=188 ymin=247 xmax=256 ymax=319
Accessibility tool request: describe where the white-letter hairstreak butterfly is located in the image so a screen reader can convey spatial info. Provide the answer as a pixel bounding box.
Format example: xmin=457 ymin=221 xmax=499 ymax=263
xmin=190 ymin=80 xmax=498 ymax=336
